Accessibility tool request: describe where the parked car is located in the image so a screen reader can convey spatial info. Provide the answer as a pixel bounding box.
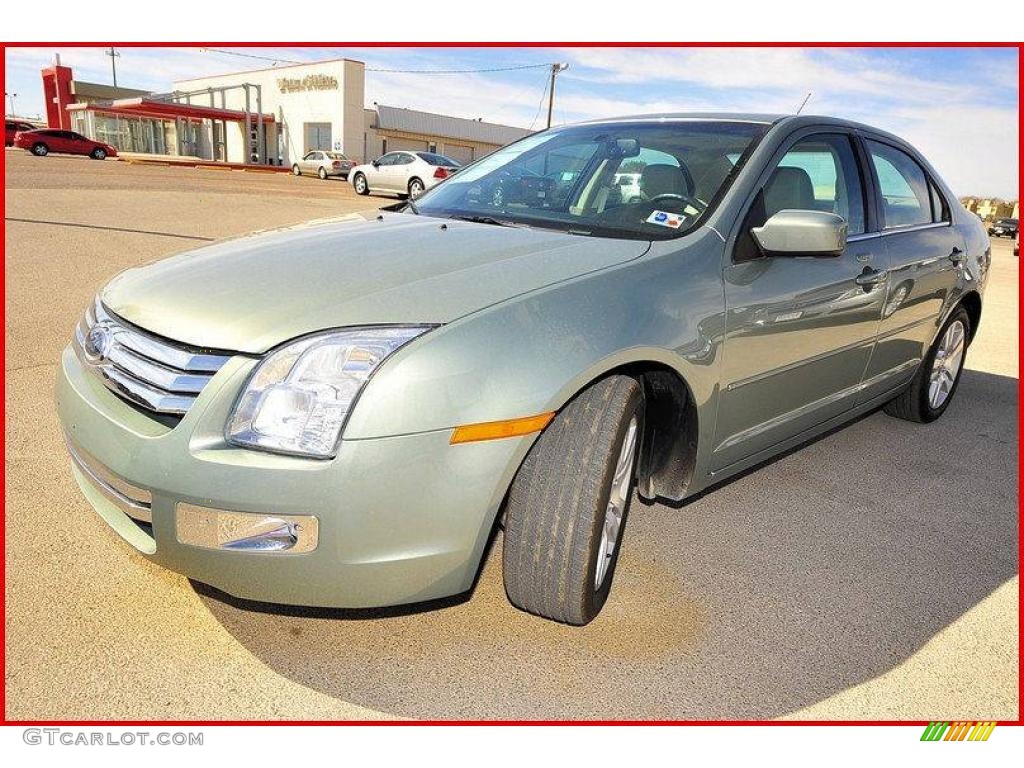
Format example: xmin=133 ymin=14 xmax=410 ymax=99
xmin=350 ymin=150 xmax=459 ymax=197
xmin=987 ymin=217 xmax=1018 ymax=238
xmin=5 ymin=119 xmax=37 ymax=147
xmin=291 ymin=150 xmax=354 ymax=180
xmin=57 ymin=114 xmax=987 ymax=625
xmin=14 ymin=128 xmax=117 ymax=159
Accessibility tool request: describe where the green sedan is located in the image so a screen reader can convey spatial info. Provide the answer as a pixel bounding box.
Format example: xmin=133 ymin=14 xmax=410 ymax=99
xmin=57 ymin=113 xmax=988 ymax=625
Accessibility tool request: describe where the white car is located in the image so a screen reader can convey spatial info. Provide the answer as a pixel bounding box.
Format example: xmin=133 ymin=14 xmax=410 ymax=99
xmin=350 ymin=151 xmax=460 ymax=198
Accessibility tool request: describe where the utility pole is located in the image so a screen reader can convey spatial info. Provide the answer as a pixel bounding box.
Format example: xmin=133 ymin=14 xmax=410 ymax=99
xmin=105 ymin=47 xmax=121 ymax=87
xmin=546 ymin=62 xmax=569 ymax=129
xmin=5 ymin=92 xmax=16 ymax=117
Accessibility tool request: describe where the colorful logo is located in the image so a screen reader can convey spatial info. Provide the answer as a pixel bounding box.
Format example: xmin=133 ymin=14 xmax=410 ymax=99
xmin=920 ymin=721 xmax=997 ymax=741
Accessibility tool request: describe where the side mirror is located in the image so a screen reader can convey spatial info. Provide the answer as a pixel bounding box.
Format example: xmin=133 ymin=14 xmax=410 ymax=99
xmin=751 ymin=210 xmax=847 ymax=257
xmin=372 ymin=159 xmax=380 ymax=167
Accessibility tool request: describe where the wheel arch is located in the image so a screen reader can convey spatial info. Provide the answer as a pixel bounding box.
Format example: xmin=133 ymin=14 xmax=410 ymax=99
xmin=958 ymin=289 xmax=982 ymax=343
xmin=539 ymin=354 xmax=702 ymax=504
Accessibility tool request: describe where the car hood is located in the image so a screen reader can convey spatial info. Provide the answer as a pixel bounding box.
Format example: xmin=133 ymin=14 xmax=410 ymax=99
xmin=102 ymin=213 xmax=650 ymax=354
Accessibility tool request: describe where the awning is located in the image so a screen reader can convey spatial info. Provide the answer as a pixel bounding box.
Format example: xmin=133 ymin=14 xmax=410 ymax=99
xmin=67 ymin=97 xmax=275 ymax=124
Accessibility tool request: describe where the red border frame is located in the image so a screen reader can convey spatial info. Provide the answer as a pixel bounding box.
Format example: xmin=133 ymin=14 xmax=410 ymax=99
xmin=1 ymin=41 xmax=1020 ymax=728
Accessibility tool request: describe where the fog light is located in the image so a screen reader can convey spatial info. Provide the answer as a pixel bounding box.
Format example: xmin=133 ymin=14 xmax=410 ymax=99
xmin=176 ymin=503 xmax=318 ymax=553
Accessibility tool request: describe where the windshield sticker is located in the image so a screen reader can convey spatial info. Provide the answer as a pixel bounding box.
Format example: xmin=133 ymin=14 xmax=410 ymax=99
xmin=646 ymin=210 xmax=684 ymax=229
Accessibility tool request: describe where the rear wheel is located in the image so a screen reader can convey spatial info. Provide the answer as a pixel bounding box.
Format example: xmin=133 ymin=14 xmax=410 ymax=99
xmin=90 ymin=147 xmax=106 ymax=160
xmin=291 ymin=164 xmax=301 ymax=176
xmin=884 ymin=306 xmax=970 ymax=423
xmin=503 ymin=375 xmax=644 ymax=625
xmin=318 ymin=167 xmax=328 ymax=180
xmin=31 ymin=143 xmax=48 ymax=156
xmin=353 ymin=173 xmax=369 ymax=195
xmin=408 ymin=177 xmax=425 ymax=197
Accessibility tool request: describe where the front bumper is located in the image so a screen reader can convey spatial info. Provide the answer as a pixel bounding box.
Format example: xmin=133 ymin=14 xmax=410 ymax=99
xmin=56 ymin=345 xmax=527 ymax=608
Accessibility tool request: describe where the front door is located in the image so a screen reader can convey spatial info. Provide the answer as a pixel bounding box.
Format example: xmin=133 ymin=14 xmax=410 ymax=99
xmin=714 ymin=131 xmax=886 ymax=471
xmin=856 ymin=137 xmax=965 ymax=403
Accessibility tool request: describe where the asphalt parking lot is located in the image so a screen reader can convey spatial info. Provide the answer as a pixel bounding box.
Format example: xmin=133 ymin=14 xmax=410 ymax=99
xmin=4 ymin=149 xmax=1018 ymax=721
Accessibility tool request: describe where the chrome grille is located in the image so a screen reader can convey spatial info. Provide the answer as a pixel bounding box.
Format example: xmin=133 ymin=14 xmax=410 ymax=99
xmin=73 ymin=297 xmax=232 ymax=416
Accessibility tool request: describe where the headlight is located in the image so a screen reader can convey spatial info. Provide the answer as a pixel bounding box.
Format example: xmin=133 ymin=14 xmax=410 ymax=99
xmin=226 ymin=326 xmax=431 ymax=458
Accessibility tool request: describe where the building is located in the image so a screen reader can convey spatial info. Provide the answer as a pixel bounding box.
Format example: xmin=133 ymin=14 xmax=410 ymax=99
xmin=365 ymin=104 xmax=532 ymax=165
xmin=42 ymin=56 xmax=532 ymax=166
xmin=961 ymin=197 xmax=1019 ymax=222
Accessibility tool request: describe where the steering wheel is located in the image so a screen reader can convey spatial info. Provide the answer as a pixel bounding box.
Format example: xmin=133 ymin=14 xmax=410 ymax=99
xmin=646 ymin=191 xmax=708 ymax=216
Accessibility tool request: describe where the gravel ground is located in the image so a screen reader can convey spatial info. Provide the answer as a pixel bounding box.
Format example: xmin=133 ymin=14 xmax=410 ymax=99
xmin=4 ymin=149 xmax=1018 ymax=720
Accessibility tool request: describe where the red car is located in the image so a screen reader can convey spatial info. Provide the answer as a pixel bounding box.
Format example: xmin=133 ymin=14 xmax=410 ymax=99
xmin=5 ymin=120 xmax=37 ymax=147
xmin=14 ymin=128 xmax=117 ymax=160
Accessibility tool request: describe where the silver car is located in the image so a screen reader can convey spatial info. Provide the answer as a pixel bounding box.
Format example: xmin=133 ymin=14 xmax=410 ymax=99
xmin=56 ymin=113 xmax=988 ymax=626
xmin=291 ymin=150 xmax=354 ymax=180
xmin=350 ymin=151 xmax=460 ymax=198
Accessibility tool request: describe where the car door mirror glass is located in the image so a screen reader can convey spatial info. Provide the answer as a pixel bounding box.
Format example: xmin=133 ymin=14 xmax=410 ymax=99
xmin=751 ymin=210 xmax=848 ymax=257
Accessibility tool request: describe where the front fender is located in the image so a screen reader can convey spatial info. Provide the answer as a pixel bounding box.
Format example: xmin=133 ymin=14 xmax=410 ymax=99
xmin=344 ymin=229 xmax=728 ymax=490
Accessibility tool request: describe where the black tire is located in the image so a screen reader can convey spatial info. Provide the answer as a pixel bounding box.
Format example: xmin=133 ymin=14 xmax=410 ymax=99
xmin=503 ymin=375 xmax=644 ymax=625
xmin=292 ymin=164 xmax=301 ymax=176
xmin=408 ymin=177 xmax=424 ymax=197
xmin=884 ymin=306 xmax=970 ymax=423
xmin=318 ymin=166 xmax=328 ymax=180
xmin=31 ymin=143 xmax=48 ymax=156
xmin=90 ymin=147 xmax=106 ymax=160
xmin=353 ymin=172 xmax=369 ymax=195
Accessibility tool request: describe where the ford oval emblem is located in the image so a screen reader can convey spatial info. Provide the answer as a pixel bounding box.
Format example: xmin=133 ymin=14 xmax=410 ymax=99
xmin=86 ymin=324 xmax=114 ymax=361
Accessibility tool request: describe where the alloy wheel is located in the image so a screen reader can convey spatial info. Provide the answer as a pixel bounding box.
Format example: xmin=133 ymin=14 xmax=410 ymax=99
xmin=929 ymin=319 xmax=966 ymax=409
xmin=595 ymin=415 xmax=639 ymax=589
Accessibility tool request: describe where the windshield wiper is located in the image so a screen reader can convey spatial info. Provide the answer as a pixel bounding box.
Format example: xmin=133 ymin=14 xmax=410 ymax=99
xmin=446 ymin=214 xmax=523 ymax=228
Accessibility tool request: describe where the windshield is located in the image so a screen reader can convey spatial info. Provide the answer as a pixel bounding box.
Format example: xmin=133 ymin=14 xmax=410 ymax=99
xmin=412 ymin=121 xmax=770 ymax=240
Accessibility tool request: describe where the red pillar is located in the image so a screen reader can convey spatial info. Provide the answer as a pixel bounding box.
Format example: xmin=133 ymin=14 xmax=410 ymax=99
xmin=41 ymin=65 xmax=74 ymax=129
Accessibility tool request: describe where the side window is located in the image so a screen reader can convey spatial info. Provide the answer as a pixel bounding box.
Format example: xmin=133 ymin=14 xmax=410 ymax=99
xmin=769 ymin=134 xmax=865 ymax=234
xmin=929 ymin=178 xmax=950 ymax=223
xmin=866 ymin=140 xmax=933 ymax=229
xmin=395 ymin=153 xmax=414 ymax=165
xmin=377 ymin=153 xmax=396 ymax=166
xmin=735 ymin=133 xmax=865 ymax=263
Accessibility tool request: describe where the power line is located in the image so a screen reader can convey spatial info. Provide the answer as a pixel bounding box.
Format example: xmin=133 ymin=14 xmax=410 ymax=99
xmin=366 ymin=63 xmax=551 ymax=74
xmin=528 ymin=72 xmax=550 ymax=132
xmin=199 ymin=48 xmax=302 ymax=66
xmin=199 ymin=49 xmax=552 ymax=75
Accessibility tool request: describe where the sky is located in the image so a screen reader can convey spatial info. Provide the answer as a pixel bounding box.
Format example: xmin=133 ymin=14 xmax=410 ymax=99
xmin=4 ymin=46 xmax=1019 ymax=198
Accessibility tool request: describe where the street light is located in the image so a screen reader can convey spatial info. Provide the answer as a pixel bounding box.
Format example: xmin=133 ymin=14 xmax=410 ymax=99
xmin=5 ymin=91 xmax=17 ymax=117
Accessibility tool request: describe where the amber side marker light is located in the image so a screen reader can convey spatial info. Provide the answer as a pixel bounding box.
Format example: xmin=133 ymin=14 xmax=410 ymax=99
xmin=450 ymin=412 xmax=555 ymax=444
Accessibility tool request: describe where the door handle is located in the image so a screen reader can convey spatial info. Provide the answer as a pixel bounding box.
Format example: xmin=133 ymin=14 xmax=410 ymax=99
xmin=855 ymin=267 xmax=888 ymax=286
xmin=949 ymin=247 xmax=965 ymax=263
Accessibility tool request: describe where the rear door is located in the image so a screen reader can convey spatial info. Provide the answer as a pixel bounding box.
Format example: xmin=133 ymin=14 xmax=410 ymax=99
xmin=855 ymin=136 xmax=964 ymax=403
xmin=715 ymin=129 xmax=886 ymax=470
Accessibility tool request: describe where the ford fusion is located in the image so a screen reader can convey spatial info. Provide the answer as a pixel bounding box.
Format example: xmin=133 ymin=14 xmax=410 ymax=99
xmin=58 ymin=114 xmax=988 ymax=625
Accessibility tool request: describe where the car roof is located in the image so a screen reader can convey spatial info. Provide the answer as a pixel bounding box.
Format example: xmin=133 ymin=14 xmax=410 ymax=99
xmin=561 ymin=112 xmax=911 ymax=144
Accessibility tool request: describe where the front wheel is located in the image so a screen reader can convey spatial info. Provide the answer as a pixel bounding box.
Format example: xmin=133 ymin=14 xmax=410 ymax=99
xmin=90 ymin=147 xmax=106 ymax=160
xmin=292 ymin=164 xmax=301 ymax=176
xmin=353 ymin=173 xmax=369 ymax=195
xmin=503 ymin=375 xmax=644 ymax=625
xmin=31 ymin=143 xmax=48 ymax=156
xmin=884 ymin=306 xmax=970 ymax=423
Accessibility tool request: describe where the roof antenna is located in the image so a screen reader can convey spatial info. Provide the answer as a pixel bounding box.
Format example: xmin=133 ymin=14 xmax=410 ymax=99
xmin=796 ymin=92 xmax=812 ymax=115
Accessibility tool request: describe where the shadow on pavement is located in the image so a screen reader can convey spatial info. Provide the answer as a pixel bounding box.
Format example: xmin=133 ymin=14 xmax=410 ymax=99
xmin=197 ymin=368 xmax=1018 ymax=719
